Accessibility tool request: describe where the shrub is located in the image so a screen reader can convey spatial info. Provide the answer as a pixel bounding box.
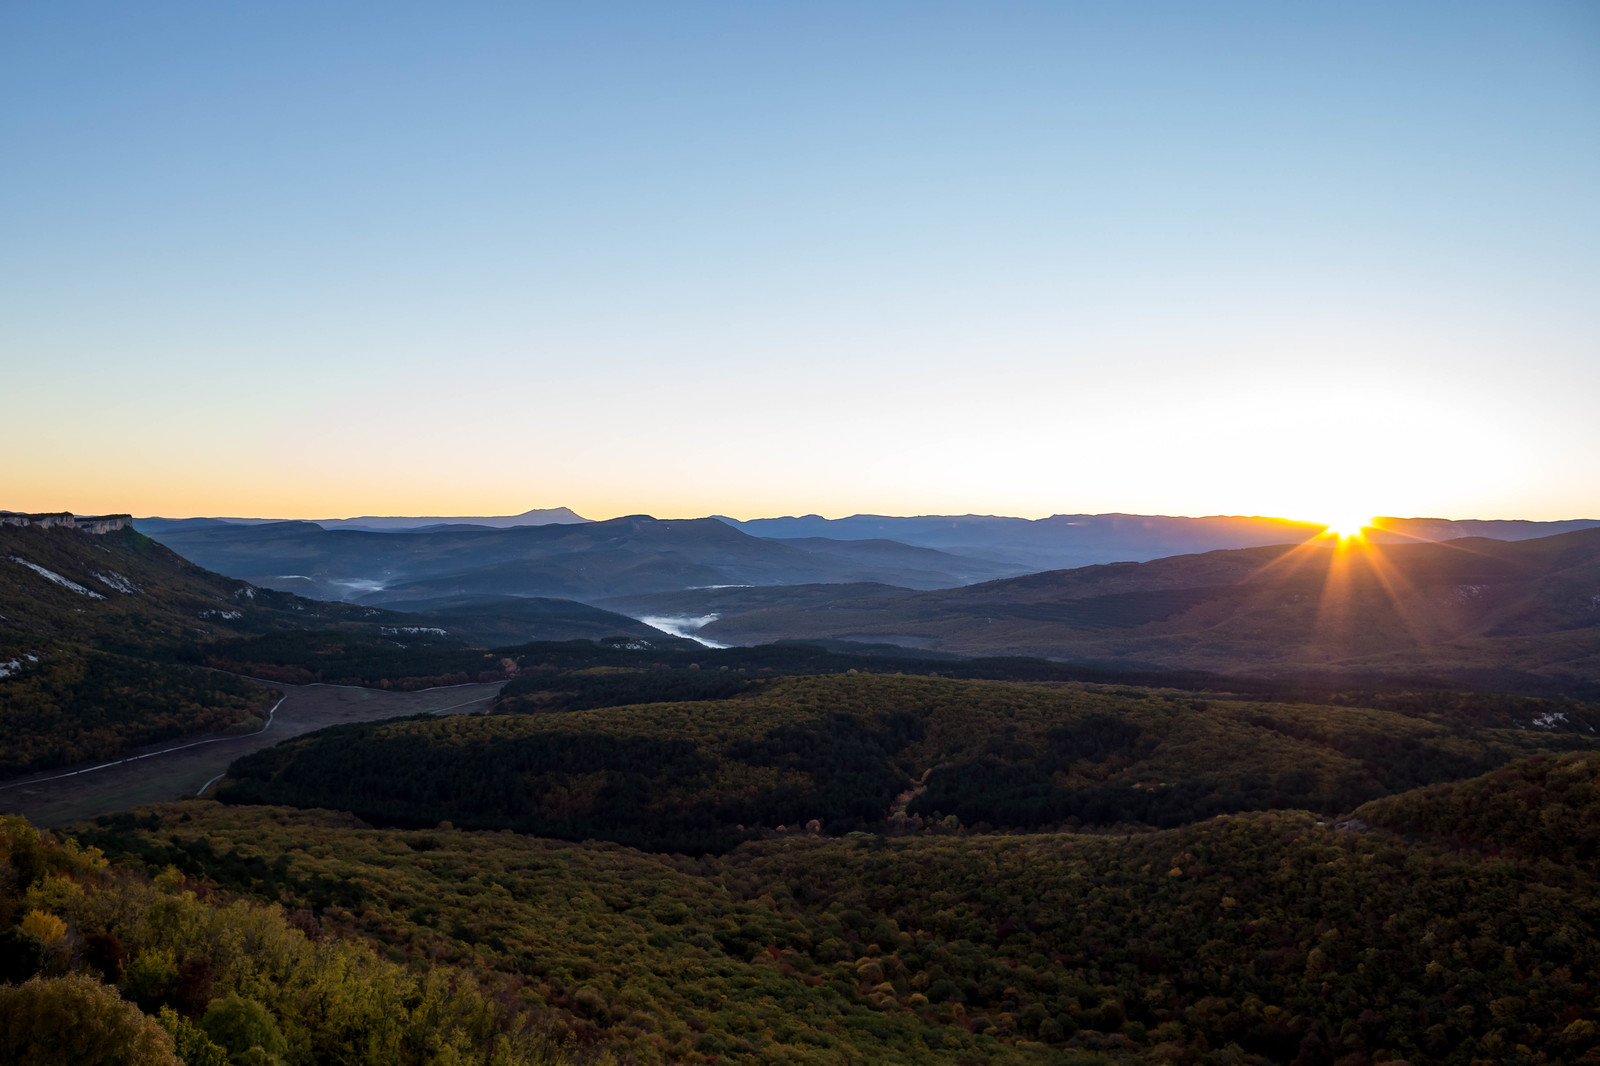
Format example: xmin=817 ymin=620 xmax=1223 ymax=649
xmin=199 ymin=994 xmax=288 ymax=1063
xmin=19 ymin=909 xmax=66 ymax=943
xmin=0 ymin=973 xmax=179 ymax=1065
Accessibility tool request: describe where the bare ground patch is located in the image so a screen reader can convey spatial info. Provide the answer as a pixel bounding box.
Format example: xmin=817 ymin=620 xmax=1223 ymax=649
xmin=0 ymin=680 xmax=504 ymax=827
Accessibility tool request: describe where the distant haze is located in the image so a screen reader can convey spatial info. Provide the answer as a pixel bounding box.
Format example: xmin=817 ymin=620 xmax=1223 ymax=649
xmin=138 ymin=507 xmax=589 ymax=533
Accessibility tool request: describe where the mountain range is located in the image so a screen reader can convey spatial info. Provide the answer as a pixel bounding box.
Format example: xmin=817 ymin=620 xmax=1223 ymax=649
xmin=135 ymin=509 xmax=1600 ymax=604
xmin=136 ymin=505 xmax=588 ymax=534
xmin=720 ymin=512 xmax=1600 ymax=572
xmin=127 ymin=508 xmax=1600 ymax=695
xmin=613 ymin=527 xmax=1600 ymax=695
xmin=137 ymin=515 xmax=1024 ymax=604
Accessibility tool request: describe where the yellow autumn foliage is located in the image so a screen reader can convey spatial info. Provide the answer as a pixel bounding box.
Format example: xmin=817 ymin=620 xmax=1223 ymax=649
xmin=20 ymin=909 xmax=67 ymax=943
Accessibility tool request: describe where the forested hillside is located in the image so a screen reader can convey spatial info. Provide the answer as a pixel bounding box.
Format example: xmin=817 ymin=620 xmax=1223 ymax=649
xmin=216 ymin=672 xmax=1589 ymax=853
xmin=77 ymin=754 xmax=1600 ymax=1065
xmin=1 ymin=520 xmax=405 ymax=658
xmin=0 ymin=520 xmax=663 ymax=779
xmin=0 ymin=654 xmax=274 ymax=779
xmin=0 ymin=813 xmax=559 ymax=1065
xmin=1356 ymin=750 xmax=1600 ymax=873
xmin=0 ymin=521 xmax=493 ymax=778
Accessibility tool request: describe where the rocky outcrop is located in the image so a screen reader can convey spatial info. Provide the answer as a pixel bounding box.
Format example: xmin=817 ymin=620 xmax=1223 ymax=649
xmin=0 ymin=512 xmax=133 ymax=534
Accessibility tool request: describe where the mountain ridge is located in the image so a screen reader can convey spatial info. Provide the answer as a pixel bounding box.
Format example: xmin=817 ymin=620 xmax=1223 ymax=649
xmin=674 ymin=527 xmax=1600 ymax=693
xmin=719 ymin=512 xmax=1600 ymax=572
xmin=135 ymin=505 xmax=589 ymax=535
xmin=141 ymin=515 xmax=1023 ymax=605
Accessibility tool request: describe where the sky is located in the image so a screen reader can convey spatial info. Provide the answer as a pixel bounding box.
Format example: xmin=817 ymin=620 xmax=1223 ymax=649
xmin=2 ymin=1 xmax=1597 ymax=524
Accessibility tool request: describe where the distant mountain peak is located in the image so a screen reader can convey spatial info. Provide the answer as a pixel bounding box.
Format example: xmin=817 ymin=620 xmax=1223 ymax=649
xmin=319 ymin=506 xmax=590 ymax=531
xmin=136 ymin=507 xmax=591 ymax=535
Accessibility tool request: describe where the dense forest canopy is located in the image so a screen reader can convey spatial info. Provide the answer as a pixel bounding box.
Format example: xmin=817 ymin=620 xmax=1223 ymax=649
xmin=218 ymin=671 xmax=1588 ymax=853
xmin=72 ymin=755 xmax=1600 ymax=1065
xmin=0 ymin=813 xmax=559 ymax=1065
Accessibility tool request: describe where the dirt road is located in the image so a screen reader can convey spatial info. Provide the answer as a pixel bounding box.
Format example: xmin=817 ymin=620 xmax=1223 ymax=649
xmin=0 ymin=680 xmax=504 ymax=828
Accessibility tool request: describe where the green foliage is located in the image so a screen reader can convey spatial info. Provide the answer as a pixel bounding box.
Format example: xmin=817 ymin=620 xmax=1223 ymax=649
xmin=157 ymin=1007 xmax=231 ymax=1066
xmin=190 ymin=630 xmax=508 ymax=689
xmin=0 ymin=973 xmax=180 ymax=1065
xmin=200 ymin=995 xmax=287 ymax=1064
xmin=82 ymin=776 xmax=1600 ymax=1066
xmin=219 ymin=672 xmax=1566 ymax=850
xmin=123 ymin=946 xmax=180 ymax=1011
xmin=1357 ymin=751 xmax=1600 ymax=873
xmin=0 ymin=651 xmax=276 ymax=777
xmin=85 ymin=804 xmax=1080 ymax=1065
xmin=0 ymin=815 xmax=565 ymax=1065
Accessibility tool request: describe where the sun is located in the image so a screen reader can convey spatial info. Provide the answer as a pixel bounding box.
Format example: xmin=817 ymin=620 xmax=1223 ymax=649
xmin=1322 ymin=515 xmax=1372 ymax=540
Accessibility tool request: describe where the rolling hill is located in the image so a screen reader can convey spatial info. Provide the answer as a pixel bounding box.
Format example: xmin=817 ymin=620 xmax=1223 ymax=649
xmin=670 ymin=528 xmax=1600 ymax=693
xmin=0 ymin=513 xmax=669 ymax=777
xmin=214 ymin=668 xmax=1590 ymax=853
xmin=722 ymin=512 xmax=1600 ymax=572
xmin=68 ymin=768 xmax=1600 ymax=1065
xmin=55 ymin=660 xmax=1598 ymax=1063
xmin=143 ymin=515 xmax=1022 ymax=605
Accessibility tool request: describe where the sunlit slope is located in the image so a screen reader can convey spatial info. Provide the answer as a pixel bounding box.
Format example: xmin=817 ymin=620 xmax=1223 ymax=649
xmin=693 ymin=528 xmax=1600 ymax=690
xmin=0 ymin=814 xmax=557 ymax=1065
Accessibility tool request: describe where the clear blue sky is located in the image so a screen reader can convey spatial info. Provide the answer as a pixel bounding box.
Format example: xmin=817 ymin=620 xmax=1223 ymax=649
xmin=3 ymin=1 xmax=1597 ymax=522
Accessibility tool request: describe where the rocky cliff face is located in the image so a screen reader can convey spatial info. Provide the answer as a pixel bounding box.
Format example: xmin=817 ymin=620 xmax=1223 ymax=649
xmin=0 ymin=512 xmax=133 ymax=534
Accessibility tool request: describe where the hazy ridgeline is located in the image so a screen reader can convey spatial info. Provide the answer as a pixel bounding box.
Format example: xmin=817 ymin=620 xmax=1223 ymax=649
xmin=134 ymin=512 xmax=1600 ymax=698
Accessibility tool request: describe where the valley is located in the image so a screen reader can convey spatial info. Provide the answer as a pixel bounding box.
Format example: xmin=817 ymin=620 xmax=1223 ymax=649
xmin=0 ymin=679 xmax=504 ymax=829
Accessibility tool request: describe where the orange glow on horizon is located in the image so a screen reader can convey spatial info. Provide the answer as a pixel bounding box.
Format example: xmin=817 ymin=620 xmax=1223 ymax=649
xmin=1321 ymin=516 xmax=1373 ymax=541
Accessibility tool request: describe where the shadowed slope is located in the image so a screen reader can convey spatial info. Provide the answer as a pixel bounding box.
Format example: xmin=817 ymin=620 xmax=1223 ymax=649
xmin=688 ymin=528 xmax=1600 ymax=691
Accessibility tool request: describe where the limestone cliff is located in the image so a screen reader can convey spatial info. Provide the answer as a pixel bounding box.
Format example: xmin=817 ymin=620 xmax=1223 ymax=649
xmin=0 ymin=512 xmax=133 ymax=534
